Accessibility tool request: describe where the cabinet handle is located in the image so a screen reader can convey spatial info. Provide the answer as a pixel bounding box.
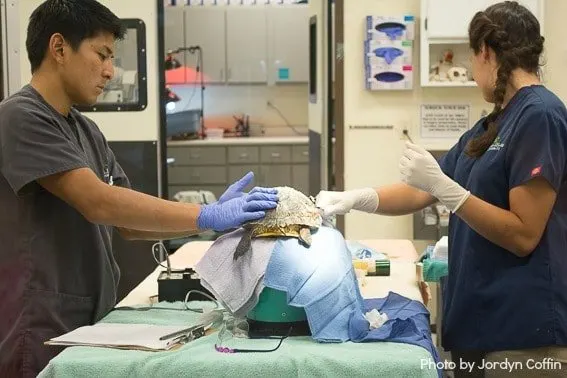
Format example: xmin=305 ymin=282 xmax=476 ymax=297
xmin=190 ymin=154 xmax=201 ymax=159
xmin=271 ymin=152 xmax=281 ymax=158
xmin=239 ymin=153 xmax=249 ymax=159
xmin=191 ymin=173 xmax=201 ymax=178
xmin=302 ymin=151 xmax=309 ymax=156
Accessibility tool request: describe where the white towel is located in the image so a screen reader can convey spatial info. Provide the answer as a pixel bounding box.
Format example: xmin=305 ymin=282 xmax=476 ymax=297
xmin=194 ymin=228 xmax=276 ymax=318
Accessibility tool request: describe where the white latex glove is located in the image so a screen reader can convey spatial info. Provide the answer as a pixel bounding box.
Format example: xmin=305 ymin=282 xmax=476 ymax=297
xmin=399 ymin=142 xmax=470 ymax=212
xmin=315 ymin=188 xmax=379 ymax=216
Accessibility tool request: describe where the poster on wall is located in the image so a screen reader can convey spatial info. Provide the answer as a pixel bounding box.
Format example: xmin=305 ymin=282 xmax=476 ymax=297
xmin=420 ymin=104 xmax=470 ymax=139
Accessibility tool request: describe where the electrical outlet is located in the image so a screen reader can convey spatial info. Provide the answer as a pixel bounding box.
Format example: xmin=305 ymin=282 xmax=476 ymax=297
xmin=402 ymin=129 xmax=415 ymax=143
xmin=393 ymin=124 xmax=411 ymax=141
xmin=397 ymin=126 xmax=406 ymax=140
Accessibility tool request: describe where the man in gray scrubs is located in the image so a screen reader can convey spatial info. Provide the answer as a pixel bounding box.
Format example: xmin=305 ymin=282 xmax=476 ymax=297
xmin=0 ymin=1 xmax=279 ymax=376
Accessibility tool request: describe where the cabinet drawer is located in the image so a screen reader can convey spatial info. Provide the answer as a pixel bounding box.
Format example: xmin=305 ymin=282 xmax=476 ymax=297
xmin=260 ymin=165 xmax=292 ymax=187
xmin=228 ymin=165 xmax=260 ymax=191
xmin=228 ymin=146 xmax=259 ymax=164
xmin=260 ymin=145 xmax=291 ymax=163
xmin=291 ymin=145 xmax=309 ymax=163
xmin=292 ymin=164 xmax=309 ymax=195
xmin=168 ymin=166 xmax=227 ymax=185
xmin=168 ymin=185 xmax=227 ymax=201
xmin=167 ymin=146 xmax=226 ymax=166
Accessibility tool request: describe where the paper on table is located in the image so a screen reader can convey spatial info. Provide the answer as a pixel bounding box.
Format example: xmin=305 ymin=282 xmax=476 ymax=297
xmin=45 ymin=323 xmax=193 ymax=351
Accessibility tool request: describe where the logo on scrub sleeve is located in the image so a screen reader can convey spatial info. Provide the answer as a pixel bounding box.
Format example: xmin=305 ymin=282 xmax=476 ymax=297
xmin=487 ymin=136 xmax=505 ymax=151
xmin=531 ymin=166 xmax=542 ymax=177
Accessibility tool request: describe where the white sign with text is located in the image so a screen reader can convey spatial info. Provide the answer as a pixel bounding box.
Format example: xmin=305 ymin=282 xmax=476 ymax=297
xmin=420 ymin=104 xmax=470 ymax=139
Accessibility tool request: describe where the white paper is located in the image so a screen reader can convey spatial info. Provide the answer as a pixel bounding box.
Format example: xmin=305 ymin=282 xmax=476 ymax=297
xmin=45 ymin=323 xmax=193 ymax=351
xmin=420 ymin=104 xmax=470 ymax=139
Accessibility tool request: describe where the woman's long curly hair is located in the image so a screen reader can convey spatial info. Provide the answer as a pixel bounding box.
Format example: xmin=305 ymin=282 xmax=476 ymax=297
xmin=466 ymin=1 xmax=545 ymax=158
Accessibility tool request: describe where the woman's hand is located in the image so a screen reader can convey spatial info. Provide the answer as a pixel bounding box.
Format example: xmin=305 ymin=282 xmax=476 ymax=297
xmin=399 ymin=142 xmax=470 ymax=212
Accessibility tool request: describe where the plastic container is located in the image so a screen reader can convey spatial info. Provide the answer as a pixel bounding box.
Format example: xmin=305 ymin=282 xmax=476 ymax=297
xmin=205 ymin=128 xmax=224 ymax=139
xmin=352 ymin=258 xmax=390 ymax=276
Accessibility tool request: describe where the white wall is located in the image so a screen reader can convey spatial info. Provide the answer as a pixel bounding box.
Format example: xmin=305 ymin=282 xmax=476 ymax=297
xmin=542 ymin=0 xmax=567 ymax=102
xmin=341 ymin=0 xmax=567 ymax=240
xmin=17 ymin=0 xmax=161 ymax=142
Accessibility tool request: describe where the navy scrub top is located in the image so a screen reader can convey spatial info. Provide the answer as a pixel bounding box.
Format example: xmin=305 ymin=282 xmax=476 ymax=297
xmin=439 ymin=85 xmax=567 ymax=352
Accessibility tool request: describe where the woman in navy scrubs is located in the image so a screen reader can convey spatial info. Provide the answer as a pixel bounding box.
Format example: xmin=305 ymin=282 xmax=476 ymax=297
xmin=317 ymin=2 xmax=567 ymax=376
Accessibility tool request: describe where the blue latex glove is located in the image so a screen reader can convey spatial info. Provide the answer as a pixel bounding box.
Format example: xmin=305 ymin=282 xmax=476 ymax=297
xmin=217 ymin=171 xmax=275 ymax=203
xmin=197 ymin=172 xmax=279 ymax=231
xmin=376 ymin=25 xmax=405 ymax=40
xmin=374 ymin=47 xmax=403 ymax=64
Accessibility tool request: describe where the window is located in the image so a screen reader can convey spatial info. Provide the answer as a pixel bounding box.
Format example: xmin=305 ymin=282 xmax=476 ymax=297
xmin=308 ymin=15 xmax=317 ymax=104
xmin=76 ymin=18 xmax=148 ymax=112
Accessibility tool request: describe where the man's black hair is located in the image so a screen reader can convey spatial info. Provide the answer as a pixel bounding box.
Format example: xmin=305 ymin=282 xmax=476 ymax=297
xmin=26 ymin=0 xmax=126 ymax=73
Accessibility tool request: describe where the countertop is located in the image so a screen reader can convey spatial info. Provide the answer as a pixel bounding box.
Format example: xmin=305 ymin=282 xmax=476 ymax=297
xmin=167 ymin=136 xmax=309 ymax=146
xmin=167 ymin=135 xmax=336 ymax=147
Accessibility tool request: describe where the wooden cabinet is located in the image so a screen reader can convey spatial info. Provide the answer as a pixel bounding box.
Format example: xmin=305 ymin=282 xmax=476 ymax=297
xmin=292 ymin=164 xmax=309 ymax=195
xmin=164 ymin=7 xmax=186 ymax=73
xmin=228 ymin=165 xmax=261 ymax=191
xmin=164 ymin=5 xmax=309 ymax=84
xmin=227 ymin=146 xmax=260 ymax=164
xmin=420 ymin=0 xmax=544 ymax=87
xmin=226 ymin=7 xmax=268 ymax=84
xmin=184 ymin=7 xmax=227 ymax=83
xmin=268 ymin=5 xmax=310 ymax=83
xmin=260 ymin=145 xmax=292 ymax=164
xmin=167 ymin=141 xmax=310 ymax=200
xmin=425 ymin=0 xmax=543 ymax=39
xmin=260 ymin=164 xmax=292 ymax=188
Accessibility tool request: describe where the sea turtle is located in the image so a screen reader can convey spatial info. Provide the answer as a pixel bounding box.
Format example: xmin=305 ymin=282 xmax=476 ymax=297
xmin=233 ymin=186 xmax=323 ymax=260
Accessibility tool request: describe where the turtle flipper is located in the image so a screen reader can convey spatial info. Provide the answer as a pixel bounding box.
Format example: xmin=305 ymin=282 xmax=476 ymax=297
xmin=298 ymin=227 xmax=312 ymax=247
xmin=234 ymin=229 xmax=252 ymax=260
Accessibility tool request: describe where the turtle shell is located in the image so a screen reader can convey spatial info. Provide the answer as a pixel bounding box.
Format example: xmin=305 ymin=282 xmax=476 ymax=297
xmin=233 ymin=187 xmax=322 ymax=260
xmin=246 ymin=186 xmax=322 ymax=238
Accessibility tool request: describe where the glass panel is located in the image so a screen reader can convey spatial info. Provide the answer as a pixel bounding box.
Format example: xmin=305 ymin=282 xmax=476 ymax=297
xmin=77 ymin=19 xmax=147 ymax=112
xmin=98 ymin=28 xmax=139 ymax=104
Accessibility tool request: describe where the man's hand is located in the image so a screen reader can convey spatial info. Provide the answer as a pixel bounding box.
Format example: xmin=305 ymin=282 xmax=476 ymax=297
xmin=399 ymin=142 xmax=470 ymax=212
xmin=197 ymin=188 xmax=279 ymax=231
xmin=197 ymin=172 xmax=279 ymax=231
xmin=217 ymin=171 xmax=274 ymax=203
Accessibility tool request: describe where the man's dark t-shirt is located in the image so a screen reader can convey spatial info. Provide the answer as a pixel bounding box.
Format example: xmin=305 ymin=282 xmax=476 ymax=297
xmin=0 ymin=85 xmax=131 ymax=376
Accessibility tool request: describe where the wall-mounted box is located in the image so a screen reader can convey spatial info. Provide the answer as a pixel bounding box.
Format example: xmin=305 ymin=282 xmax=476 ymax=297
xmin=365 ymin=65 xmax=413 ymax=91
xmin=364 ymin=40 xmax=413 ymax=70
xmin=366 ymin=15 xmax=415 ymax=41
